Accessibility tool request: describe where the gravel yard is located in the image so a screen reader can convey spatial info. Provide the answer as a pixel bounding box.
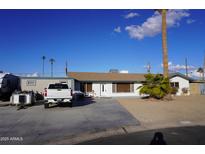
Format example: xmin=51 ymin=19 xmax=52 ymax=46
xmin=117 ymin=95 xmax=205 ymax=129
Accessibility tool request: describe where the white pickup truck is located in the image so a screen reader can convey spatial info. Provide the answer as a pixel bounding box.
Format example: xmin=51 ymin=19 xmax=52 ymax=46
xmin=44 ymin=83 xmax=73 ymax=108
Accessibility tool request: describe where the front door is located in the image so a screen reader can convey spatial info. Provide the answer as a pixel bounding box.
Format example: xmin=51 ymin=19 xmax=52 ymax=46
xmin=101 ymin=84 xmax=107 ymax=96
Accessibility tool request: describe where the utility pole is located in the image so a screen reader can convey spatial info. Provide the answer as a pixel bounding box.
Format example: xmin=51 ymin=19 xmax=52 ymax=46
xmin=185 ymin=58 xmax=188 ymax=77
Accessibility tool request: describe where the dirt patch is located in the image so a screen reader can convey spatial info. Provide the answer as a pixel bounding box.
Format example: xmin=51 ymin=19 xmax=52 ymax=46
xmin=117 ymin=95 xmax=205 ymax=129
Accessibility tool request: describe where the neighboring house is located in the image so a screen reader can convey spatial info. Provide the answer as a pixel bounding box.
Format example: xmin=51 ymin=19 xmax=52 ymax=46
xmin=169 ymin=73 xmax=194 ymax=96
xmin=69 ymin=72 xmax=194 ymax=97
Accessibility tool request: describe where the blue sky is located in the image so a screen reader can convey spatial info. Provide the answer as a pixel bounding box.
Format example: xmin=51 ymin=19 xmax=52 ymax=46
xmin=0 ymin=9 xmax=204 ymax=77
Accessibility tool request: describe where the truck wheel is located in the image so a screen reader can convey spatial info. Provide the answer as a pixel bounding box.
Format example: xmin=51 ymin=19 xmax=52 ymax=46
xmin=44 ymin=103 xmax=49 ymax=109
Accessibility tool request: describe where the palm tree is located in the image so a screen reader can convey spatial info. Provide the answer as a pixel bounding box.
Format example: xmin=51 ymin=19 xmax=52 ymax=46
xmin=42 ymin=56 xmax=46 ymax=77
xmin=197 ymin=67 xmax=204 ymax=80
xmin=156 ymin=9 xmax=169 ymax=78
xmin=49 ymin=58 xmax=55 ymax=77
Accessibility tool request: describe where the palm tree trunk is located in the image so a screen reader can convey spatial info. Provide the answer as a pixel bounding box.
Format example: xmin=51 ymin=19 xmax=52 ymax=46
xmin=161 ymin=9 xmax=169 ymax=78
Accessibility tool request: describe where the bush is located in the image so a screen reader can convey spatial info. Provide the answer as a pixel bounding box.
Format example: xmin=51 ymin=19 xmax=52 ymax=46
xmin=139 ymin=74 xmax=172 ymax=99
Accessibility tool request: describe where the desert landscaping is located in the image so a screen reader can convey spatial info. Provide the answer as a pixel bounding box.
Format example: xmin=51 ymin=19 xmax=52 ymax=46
xmin=117 ymin=95 xmax=205 ymax=130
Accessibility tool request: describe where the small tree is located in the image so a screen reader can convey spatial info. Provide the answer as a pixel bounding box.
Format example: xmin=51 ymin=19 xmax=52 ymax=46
xmin=139 ymin=74 xmax=171 ymax=99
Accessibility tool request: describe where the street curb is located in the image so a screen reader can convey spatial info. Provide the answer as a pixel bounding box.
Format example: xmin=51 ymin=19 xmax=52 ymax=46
xmin=47 ymin=125 xmax=139 ymax=145
xmin=46 ymin=122 xmax=205 ymax=145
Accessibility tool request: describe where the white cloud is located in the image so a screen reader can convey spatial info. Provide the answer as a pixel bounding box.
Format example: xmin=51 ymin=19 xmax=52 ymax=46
xmin=125 ymin=10 xmax=190 ymax=40
xmin=161 ymin=61 xmax=196 ymax=71
xmin=170 ymin=64 xmax=195 ymax=71
xmin=26 ymin=72 xmax=39 ymax=77
xmin=186 ymin=19 xmax=195 ymax=24
xmin=114 ymin=26 xmax=121 ymax=33
xmin=124 ymin=12 xmax=139 ymax=19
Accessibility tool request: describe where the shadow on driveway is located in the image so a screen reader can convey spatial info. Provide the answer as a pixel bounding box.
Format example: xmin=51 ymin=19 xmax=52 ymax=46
xmin=47 ymin=97 xmax=96 ymax=108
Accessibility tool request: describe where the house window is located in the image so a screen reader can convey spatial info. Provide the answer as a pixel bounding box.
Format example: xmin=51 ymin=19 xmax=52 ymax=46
xmin=112 ymin=83 xmax=134 ymax=93
xmin=116 ymin=83 xmax=133 ymax=92
xmin=84 ymin=83 xmax=92 ymax=92
xmin=171 ymin=82 xmax=179 ymax=88
xmin=26 ymin=80 xmax=36 ymax=86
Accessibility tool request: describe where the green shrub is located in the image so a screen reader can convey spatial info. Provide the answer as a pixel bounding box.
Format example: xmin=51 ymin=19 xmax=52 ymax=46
xmin=139 ymin=74 xmax=172 ymax=99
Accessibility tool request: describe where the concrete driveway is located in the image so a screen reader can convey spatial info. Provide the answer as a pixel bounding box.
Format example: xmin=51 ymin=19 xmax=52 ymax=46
xmin=0 ymin=98 xmax=139 ymax=145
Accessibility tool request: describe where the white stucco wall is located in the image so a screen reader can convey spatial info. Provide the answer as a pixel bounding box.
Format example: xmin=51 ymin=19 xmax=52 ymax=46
xmin=92 ymin=83 xmax=101 ymax=96
xmin=170 ymin=76 xmax=190 ymax=96
xmin=87 ymin=77 xmax=191 ymax=97
xmin=91 ymin=82 xmax=142 ymax=97
xmin=91 ymin=77 xmax=190 ymax=97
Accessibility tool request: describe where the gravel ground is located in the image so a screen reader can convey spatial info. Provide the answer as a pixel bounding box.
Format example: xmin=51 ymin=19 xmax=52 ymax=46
xmin=117 ymin=95 xmax=205 ymax=129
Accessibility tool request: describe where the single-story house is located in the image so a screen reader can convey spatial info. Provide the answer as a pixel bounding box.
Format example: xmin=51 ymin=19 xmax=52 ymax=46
xmin=19 ymin=72 xmax=205 ymax=97
xmin=169 ymin=73 xmax=194 ymax=96
xmin=68 ymin=72 xmax=195 ymax=97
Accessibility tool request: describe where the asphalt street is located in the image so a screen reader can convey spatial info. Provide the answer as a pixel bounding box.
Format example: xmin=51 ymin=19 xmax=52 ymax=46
xmin=80 ymin=125 xmax=205 ymax=145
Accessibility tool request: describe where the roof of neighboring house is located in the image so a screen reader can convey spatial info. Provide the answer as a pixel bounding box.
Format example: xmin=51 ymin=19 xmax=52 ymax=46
xmin=169 ymin=72 xmax=194 ymax=81
xmin=20 ymin=76 xmax=74 ymax=80
xmin=190 ymin=80 xmax=205 ymax=83
xmin=68 ymin=72 xmax=146 ymax=82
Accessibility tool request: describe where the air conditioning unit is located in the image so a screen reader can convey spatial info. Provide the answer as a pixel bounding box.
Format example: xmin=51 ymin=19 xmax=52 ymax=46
xmin=11 ymin=93 xmax=33 ymax=105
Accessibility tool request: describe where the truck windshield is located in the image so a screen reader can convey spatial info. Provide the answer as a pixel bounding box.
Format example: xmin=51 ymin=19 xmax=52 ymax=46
xmin=48 ymin=84 xmax=69 ymax=89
